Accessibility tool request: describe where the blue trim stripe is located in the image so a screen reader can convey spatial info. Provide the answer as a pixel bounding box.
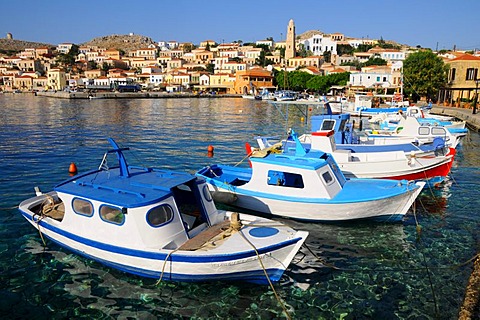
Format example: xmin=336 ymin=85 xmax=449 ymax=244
xmin=36 ymin=224 xmax=287 ymax=284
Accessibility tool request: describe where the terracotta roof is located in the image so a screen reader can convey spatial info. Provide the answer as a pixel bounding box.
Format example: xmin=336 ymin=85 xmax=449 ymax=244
xmin=450 ymin=54 xmax=480 ymax=61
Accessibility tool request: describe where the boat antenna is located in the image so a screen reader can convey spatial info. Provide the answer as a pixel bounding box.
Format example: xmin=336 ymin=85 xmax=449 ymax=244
xmin=107 ymin=138 xmax=131 ymax=178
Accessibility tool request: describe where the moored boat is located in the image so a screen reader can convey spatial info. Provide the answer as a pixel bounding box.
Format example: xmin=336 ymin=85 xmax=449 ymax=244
xmin=262 ymin=129 xmax=455 ymax=186
xmin=196 ymin=143 xmax=425 ymax=222
xmin=18 ymin=138 xmax=308 ymax=284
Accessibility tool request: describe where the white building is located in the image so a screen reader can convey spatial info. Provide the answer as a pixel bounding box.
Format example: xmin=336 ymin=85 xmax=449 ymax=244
xmin=349 ymin=71 xmax=393 ymax=89
xmin=302 ymin=34 xmax=337 ymax=56
xmin=379 ymin=50 xmax=406 ymax=62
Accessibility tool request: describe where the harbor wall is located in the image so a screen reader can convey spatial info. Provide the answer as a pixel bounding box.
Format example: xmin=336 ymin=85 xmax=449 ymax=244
xmin=35 ymin=91 xmax=242 ymax=99
xmin=431 ymin=105 xmax=480 ymax=132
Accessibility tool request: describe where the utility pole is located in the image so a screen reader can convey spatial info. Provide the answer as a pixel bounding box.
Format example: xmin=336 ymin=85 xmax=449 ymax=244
xmin=473 ymin=78 xmax=479 ymax=115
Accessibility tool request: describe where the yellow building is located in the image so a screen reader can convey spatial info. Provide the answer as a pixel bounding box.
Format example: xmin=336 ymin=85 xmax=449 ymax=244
xmin=440 ymin=54 xmax=480 ymax=105
xmin=47 ymin=68 xmax=67 ymax=90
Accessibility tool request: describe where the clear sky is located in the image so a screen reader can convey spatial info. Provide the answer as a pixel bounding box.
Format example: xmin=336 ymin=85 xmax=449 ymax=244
xmin=1 ymin=0 xmax=478 ymax=51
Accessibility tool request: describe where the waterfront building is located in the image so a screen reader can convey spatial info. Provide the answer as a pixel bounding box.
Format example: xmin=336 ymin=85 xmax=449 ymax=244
xmin=32 ymin=76 xmax=48 ymax=90
xmin=14 ymin=75 xmax=33 ymax=91
xmin=440 ymin=53 xmax=480 ymax=104
xmin=47 ymin=68 xmax=67 ymax=90
xmin=234 ymin=68 xmax=274 ymax=95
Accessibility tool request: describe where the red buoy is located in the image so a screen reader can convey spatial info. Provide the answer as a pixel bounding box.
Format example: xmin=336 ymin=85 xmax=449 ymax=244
xmin=69 ymin=162 xmax=78 ymax=174
xmin=207 ymin=145 xmax=214 ymax=152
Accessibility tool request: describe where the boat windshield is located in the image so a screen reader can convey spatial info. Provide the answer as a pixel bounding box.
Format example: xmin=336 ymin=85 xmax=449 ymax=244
xmin=171 ymin=181 xmax=208 ymax=230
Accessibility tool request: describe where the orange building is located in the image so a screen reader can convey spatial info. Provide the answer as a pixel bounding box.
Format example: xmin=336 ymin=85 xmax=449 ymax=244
xmin=234 ymin=69 xmax=274 ymax=94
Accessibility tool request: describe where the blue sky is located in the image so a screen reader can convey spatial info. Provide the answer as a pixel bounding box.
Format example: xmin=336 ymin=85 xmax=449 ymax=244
xmin=1 ymin=0 xmax=479 ymax=51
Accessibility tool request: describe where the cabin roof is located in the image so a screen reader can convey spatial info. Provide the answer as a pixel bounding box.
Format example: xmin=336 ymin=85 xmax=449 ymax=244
xmin=250 ymin=153 xmax=328 ymax=170
xmin=55 ymin=167 xmax=196 ymax=208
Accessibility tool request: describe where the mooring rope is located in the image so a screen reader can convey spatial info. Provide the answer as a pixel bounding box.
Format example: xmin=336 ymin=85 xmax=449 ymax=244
xmin=237 ymin=228 xmax=292 ymax=320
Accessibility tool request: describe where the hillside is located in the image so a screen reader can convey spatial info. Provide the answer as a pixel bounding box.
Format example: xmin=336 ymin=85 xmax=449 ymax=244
xmin=80 ymin=34 xmax=156 ymax=51
xmin=297 ymin=30 xmax=323 ymax=40
xmin=0 ymin=34 xmax=156 ymax=54
xmin=0 ymin=38 xmax=54 ymax=53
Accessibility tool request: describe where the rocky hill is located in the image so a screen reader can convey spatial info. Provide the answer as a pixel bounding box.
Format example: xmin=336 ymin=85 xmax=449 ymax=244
xmin=0 ymin=34 xmax=156 ymax=54
xmin=80 ymin=34 xmax=156 ymax=51
xmin=0 ymin=38 xmax=54 ymax=54
xmin=297 ymin=30 xmax=324 ymax=41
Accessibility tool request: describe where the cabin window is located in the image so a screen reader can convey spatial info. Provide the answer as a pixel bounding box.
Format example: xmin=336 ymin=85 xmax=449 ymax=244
xmin=321 ymin=120 xmax=335 ymax=131
xmin=147 ymin=204 xmax=174 ymax=227
xmin=267 ymin=170 xmax=304 ymax=188
xmin=431 ymin=127 xmax=446 ymax=136
xmin=100 ymin=205 xmax=125 ymax=224
xmin=72 ymin=198 xmax=93 ymax=216
xmin=100 ymin=205 xmax=125 ymax=225
xmin=418 ymin=127 xmax=430 ymax=135
xmin=322 ymin=171 xmax=334 ymax=185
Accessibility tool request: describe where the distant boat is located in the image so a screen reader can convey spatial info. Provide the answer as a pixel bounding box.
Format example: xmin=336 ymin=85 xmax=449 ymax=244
xmin=256 ymin=129 xmax=455 ymax=186
xmin=19 ymin=138 xmax=308 ymax=283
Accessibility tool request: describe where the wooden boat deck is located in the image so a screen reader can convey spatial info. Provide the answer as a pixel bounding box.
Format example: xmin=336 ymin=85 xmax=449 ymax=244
xmin=178 ymin=220 xmax=231 ymax=251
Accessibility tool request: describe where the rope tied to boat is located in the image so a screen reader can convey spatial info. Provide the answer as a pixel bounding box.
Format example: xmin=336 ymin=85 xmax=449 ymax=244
xmin=31 ymin=194 xmax=55 ymax=247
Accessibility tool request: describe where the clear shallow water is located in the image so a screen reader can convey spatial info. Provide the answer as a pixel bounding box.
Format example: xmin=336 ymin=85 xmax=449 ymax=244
xmin=0 ymin=94 xmax=479 ymax=319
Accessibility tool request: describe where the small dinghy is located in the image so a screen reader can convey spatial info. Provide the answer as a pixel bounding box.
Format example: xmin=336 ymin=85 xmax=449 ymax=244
xmin=19 ymin=138 xmax=308 ymax=284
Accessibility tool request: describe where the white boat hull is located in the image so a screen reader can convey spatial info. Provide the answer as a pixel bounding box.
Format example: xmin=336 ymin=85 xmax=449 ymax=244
xmin=19 ymin=197 xmax=307 ymax=283
xmin=209 ymin=182 xmax=424 ymax=222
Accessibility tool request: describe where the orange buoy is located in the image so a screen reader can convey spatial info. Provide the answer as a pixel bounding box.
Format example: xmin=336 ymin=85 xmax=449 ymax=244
xmin=207 ymin=145 xmax=214 ymax=152
xmin=207 ymin=151 xmax=214 ymax=158
xmin=68 ymin=162 xmax=78 ymax=174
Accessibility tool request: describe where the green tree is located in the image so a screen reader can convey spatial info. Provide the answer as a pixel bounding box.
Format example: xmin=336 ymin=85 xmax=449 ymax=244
xmin=56 ymin=44 xmax=79 ymax=67
xmin=337 ymin=44 xmax=354 ymax=56
xmin=288 ymin=71 xmax=314 ymax=91
xmin=403 ymin=50 xmax=448 ymax=102
xmin=306 ymin=72 xmax=350 ymax=93
xmin=205 ymin=63 xmax=215 ymax=74
xmin=274 ymin=70 xmax=350 ymax=93
xmin=323 ymin=50 xmax=331 ymax=63
xmin=364 ymin=57 xmax=387 ymax=66
xmin=355 ymin=44 xmax=373 ymax=52
xmin=87 ymin=60 xmax=98 ymax=70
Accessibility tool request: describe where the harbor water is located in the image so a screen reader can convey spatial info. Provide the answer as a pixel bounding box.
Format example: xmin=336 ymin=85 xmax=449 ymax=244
xmin=0 ymin=94 xmax=479 ymax=319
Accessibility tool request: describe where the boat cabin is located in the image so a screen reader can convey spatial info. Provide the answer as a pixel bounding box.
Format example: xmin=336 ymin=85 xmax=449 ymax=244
xmin=28 ymin=141 xmax=226 ymax=252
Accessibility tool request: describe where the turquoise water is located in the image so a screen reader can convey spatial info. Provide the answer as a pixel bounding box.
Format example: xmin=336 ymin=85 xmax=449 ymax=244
xmin=0 ymin=94 xmax=479 ymax=319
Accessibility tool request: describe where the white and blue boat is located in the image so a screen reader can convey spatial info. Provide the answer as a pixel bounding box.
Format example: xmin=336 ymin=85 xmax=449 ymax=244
xmin=19 ymin=138 xmax=308 ymax=284
xmin=196 ymin=142 xmax=425 ymax=222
